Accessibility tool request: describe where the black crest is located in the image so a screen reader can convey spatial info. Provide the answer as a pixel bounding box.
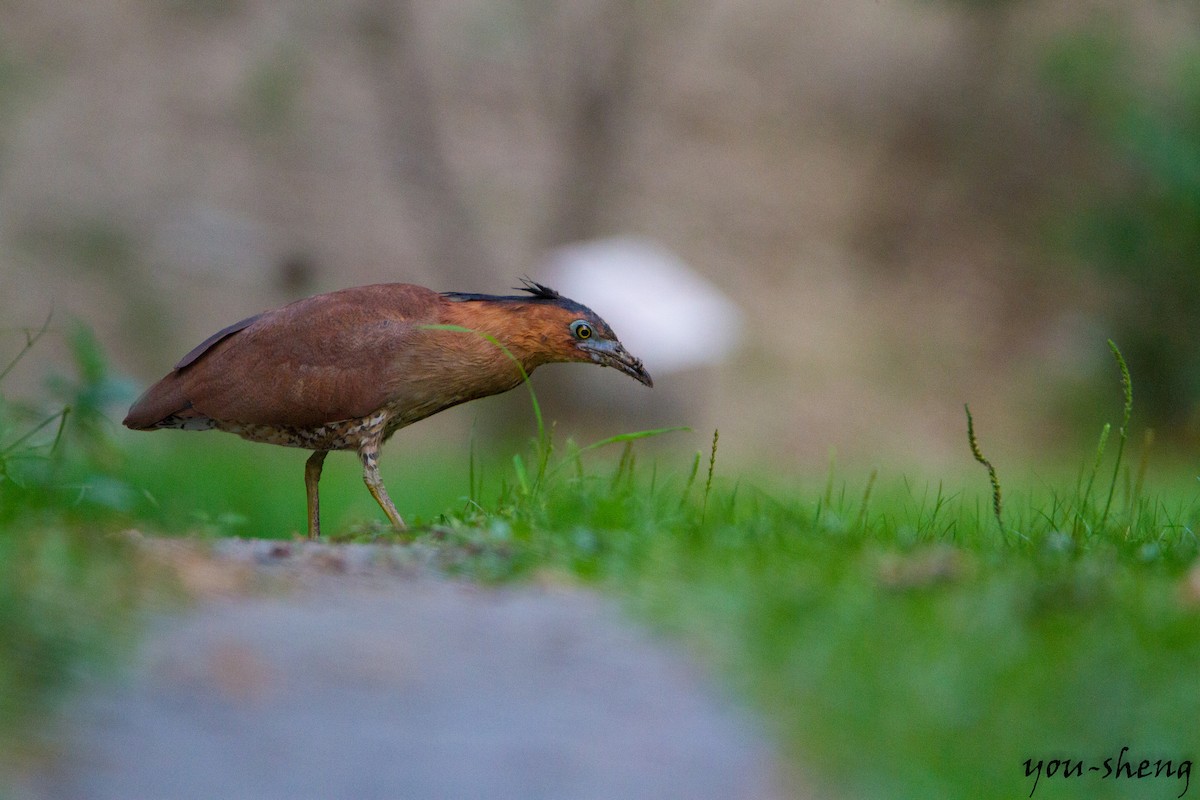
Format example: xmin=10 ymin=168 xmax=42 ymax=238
xmin=515 ymin=277 xmax=561 ymax=300
xmin=442 ymin=278 xmax=587 ymax=315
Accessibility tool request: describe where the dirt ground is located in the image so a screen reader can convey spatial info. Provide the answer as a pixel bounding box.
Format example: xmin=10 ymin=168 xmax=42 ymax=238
xmin=12 ymin=539 xmax=788 ymax=800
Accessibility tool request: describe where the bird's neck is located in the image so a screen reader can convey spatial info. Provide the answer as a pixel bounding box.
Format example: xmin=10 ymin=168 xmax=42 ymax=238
xmin=439 ymin=298 xmax=555 ymax=370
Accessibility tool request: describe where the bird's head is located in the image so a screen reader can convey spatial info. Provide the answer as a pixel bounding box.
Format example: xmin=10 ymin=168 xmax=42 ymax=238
xmin=552 ymin=306 xmax=654 ymax=388
xmin=442 ymin=279 xmax=653 ymax=387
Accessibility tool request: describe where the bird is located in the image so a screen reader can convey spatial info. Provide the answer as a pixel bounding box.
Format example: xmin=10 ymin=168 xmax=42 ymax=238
xmin=123 ymin=279 xmax=653 ymax=538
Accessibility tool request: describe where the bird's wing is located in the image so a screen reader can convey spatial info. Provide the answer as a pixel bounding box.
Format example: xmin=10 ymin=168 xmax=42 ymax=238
xmin=128 ymin=284 xmax=442 ymax=430
xmin=174 ymin=313 xmax=264 ymax=370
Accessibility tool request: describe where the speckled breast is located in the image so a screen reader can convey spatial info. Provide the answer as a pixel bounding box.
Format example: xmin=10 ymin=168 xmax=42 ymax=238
xmin=218 ymin=410 xmax=391 ymax=452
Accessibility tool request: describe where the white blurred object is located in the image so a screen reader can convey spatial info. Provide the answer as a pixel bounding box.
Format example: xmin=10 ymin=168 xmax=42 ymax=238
xmin=542 ymin=237 xmax=743 ymax=375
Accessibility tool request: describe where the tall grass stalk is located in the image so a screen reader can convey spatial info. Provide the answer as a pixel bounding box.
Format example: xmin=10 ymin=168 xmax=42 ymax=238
xmin=0 ymin=312 xmax=52 ymax=384
xmin=1080 ymin=422 xmax=1109 ymax=514
xmin=0 ymin=314 xmax=71 ymax=465
xmin=855 ymin=467 xmax=878 ymax=531
xmin=1100 ymin=339 xmax=1132 ymax=528
xmin=822 ymin=447 xmax=836 ymax=512
xmin=964 ymin=404 xmax=1004 ymax=536
xmin=467 ymin=414 xmax=479 ymax=508
xmin=1132 ymin=428 xmax=1155 ymax=512
xmin=680 ymin=451 xmax=702 ymax=510
xmin=702 ymin=429 xmax=719 ymax=523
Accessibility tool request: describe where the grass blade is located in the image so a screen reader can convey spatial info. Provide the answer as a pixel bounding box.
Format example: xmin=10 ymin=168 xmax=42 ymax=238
xmin=0 ymin=311 xmax=53 ymax=385
xmin=1100 ymin=339 xmax=1132 ymax=529
xmin=575 ymin=426 xmax=690 ymax=455
xmin=964 ymin=404 xmax=1004 ymax=536
xmin=702 ymin=429 xmax=719 ymax=523
xmin=512 ymin=453 xmax=530 ymax=496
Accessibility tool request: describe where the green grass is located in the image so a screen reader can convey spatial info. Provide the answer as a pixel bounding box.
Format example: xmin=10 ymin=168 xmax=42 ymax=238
xmin=117 ymin=435 xmax=477 ymax=537
xmin=5 ymin=326 xmax=1200 ymax=799
xmin=94 ymin=426 xmax=1200 ymax=800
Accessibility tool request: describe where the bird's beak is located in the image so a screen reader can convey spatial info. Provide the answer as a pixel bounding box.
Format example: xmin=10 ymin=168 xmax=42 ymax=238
xmin=582 ymin=340 xmax=654 ymax=387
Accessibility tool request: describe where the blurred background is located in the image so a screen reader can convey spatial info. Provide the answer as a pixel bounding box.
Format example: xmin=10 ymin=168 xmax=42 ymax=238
xmin=2 ymin=0 xmax=1198 ymax=472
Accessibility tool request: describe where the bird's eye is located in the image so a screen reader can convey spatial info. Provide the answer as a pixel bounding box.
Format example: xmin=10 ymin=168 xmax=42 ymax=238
xmin=571 ymin=321 xmax=593 ymax=340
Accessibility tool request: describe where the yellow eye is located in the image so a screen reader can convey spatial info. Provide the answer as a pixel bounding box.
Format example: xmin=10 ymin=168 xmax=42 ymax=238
xmin=571 ymin=320 xmax=593 ymax=340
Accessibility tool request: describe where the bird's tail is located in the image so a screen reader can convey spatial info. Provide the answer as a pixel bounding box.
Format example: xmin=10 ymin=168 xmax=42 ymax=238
xmin=123 ymin=373 xmax=194 ymax=430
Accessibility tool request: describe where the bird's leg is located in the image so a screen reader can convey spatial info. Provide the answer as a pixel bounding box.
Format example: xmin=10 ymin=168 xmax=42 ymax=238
xmin=305 ymin=450 xmax=328 ymax=540
xmin=359 ymin=442 xmax=406 ymax=531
